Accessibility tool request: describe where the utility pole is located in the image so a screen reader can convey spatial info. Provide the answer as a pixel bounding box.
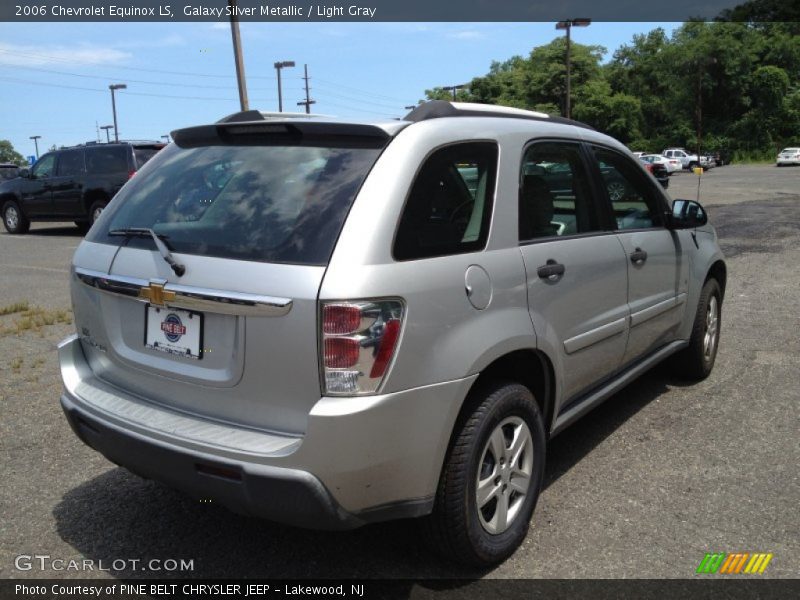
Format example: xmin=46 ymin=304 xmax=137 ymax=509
xmin=100 ymin=125 xmax=114 ymax=143
xmin=109 ymin=83 xmax=127 ymax=142
xmin=296 ymin=64 xmax=316 ymax=114
xmin=29 ymin=135 xmax=41 ymax=158
xmin=442 ymin=84 xmax=466 ymax=101
xmin=228 ymin=0 xmax=249 ymax=111
xmin=555 ymin=18 xmax=591 ymax=119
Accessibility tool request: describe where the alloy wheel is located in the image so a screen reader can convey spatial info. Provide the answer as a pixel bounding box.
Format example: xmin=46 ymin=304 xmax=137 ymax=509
xmin=476 ymin=416 xmax=534 ymax=535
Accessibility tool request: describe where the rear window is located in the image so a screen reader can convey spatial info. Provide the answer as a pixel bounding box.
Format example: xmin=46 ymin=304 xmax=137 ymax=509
xmin=88 ymin=143 xmax=382 ymax=265
xmin=133 ymin=145 xmax=163 ymax=169
xmin=85 ymin=146 xmax=129 ymax=174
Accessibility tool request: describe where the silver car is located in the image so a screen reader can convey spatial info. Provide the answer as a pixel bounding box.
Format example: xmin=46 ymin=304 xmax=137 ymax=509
xmin=59 ymin=101 xmax=726 ymax=566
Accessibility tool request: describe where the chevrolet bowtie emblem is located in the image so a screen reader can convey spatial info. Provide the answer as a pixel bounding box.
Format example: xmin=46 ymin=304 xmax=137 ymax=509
xmin=139 ymin=281 xmax=176 ymax=306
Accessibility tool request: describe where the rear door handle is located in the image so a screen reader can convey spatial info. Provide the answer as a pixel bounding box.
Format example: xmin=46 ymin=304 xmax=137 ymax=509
xmin=537 ymin=260 xmax=565 ymax=280
xmin=630 ymin=248 xmax=648 ymax=265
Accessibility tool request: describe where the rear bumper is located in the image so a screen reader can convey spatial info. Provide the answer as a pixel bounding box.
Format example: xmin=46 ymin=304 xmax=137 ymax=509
xmin=58 ymin=334 xmax=474 ymax=529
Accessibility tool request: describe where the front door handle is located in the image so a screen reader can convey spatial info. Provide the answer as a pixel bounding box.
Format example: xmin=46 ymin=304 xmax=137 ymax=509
xmin=537 ymin=259 xmax=565 ymax=280
xmin=630 ymin=248 xmax=648 ymax=265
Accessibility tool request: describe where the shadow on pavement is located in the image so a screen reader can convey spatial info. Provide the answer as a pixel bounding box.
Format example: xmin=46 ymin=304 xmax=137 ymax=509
xmin=53 ymin=362 xmax=690 ymax=582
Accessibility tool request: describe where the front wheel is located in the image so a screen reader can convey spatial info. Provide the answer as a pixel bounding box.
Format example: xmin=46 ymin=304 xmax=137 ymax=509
xmin=672 ymin=278 xmax=722 ymax=380
xmin=425 ymin=381 xmax=546 ymax=566
xmin=2 ymin=200 xmax=30 ymax=234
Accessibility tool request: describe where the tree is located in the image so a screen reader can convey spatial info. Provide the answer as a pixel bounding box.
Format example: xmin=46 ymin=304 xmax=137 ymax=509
xmin=0 ymin=140 xmax=27 ymax=166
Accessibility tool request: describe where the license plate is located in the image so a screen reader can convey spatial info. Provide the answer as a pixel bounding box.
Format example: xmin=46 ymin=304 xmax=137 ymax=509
xmin=144 ymin=305 xmax=203 ymax=359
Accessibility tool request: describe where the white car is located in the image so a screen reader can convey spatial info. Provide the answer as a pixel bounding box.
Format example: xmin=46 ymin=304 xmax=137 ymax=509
xmin=641 ymin=154 xmax=682 ymax=173
xmin=776 ymin=147 xmax=800 ymax=166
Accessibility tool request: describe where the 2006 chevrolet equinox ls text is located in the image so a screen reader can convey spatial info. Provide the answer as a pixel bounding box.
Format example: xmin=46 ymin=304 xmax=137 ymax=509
xmin=59 ymin=101 xmax=726 ymax=566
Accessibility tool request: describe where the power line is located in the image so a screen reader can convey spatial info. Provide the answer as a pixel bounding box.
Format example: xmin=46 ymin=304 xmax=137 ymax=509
xmin=312 ymin=76 xmax=404 ymax=102
xmin=313 ymin=87 xmax=407 ymax=110
xmin=0 ymin=62 xmax=276 ymax=94
xmin=0 ymin=76 xmax=240 ymax=102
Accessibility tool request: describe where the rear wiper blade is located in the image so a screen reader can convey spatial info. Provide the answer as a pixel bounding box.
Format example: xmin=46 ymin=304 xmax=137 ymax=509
xmin=109 ymin=227 xmax=186 ymax=277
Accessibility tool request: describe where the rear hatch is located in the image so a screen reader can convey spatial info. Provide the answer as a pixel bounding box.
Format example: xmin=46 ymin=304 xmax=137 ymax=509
xmin=74 ymin=121 xmax=389 ymax=434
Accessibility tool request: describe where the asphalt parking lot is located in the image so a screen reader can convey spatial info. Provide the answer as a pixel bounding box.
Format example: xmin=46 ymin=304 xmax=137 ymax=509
xmin=0 ymin=164 xmax=798 ymax=580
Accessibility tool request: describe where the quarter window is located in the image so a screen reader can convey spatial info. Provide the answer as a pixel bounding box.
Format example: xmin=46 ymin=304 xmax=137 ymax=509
xmin=593 ymin=147 xmax=664 ymax=230
xmin=520 ymin=142 xmax=603 ymax=241
xmin=394 ymin=142 xmax=497 ymax=261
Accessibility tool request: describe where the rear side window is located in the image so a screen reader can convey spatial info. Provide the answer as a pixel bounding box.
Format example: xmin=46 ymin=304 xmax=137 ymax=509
xmin=85 ymin=146 xmax=129 ymax=174
xmin=56 ymin=149 xmax=85 ymax=176
xmin=394 ymin=142 xmax=498 ymax=261
xmin=593 ymin=147 xmax=665 ymax=230
xmin=88 ymin=143 xmax=382 ymax=266
xmin=520 ymin=141 xmax=603 ymax=241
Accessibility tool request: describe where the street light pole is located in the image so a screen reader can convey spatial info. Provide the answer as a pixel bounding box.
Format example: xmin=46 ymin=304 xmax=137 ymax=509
xmin=442 ymin=84 xmax=467 ymax=101
xmin=228 ymin=0 xmax=249 ymax=111
xmin=29 ymin=135 xmax=41 ymax=158
xmin=555 ymin=19 xmax=591 ymax=119
xmin=100 ymin=125 xmax=114 ymax=143
xmin=109 ymin=83 xmax=127 ymax=142
xmin=274 ymin=61 xmax=295 ymax=112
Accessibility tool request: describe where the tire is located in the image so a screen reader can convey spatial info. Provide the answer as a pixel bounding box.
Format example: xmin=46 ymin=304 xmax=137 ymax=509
xmin=688 ymin=161 xmax=699 ymax=170
xmin=425 ymin=381 xmax=546 ymax=567
xmin=89 ymin=200 xmax=107 ymax=225
xmin=2 ymin=199 xmax=30 ymax=234
xmin=672 ymin=278 xmax=722 ymax=380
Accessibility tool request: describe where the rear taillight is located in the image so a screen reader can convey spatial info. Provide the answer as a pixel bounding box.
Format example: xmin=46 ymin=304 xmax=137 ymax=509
xmin=128 ymin=170 xmax=137 ymax=179
xmin=320 ymin=300 xmax=404 ymax=396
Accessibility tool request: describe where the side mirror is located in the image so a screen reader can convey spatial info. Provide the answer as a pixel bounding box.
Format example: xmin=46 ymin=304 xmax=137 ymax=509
xmin=18 ymin=168 xmax=30 ymax=178
xmin=670 ymin=199 xmax=708 ymax=229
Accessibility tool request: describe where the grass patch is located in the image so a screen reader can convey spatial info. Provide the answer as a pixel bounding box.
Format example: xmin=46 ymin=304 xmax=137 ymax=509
xmin=0 ymin=306 xmax=72 ymax=337
xmin=10 ymin=357 xmax=23 ymax=371
xmin=0 ymin=301 xmax=30 ymax=316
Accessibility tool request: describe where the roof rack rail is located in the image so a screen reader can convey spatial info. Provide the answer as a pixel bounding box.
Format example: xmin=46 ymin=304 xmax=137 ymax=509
xmin=403 ymin=100 xmax=594 ymax=130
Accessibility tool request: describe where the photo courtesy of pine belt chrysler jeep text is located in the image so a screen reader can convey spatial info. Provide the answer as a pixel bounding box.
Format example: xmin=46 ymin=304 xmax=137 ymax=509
xmin=58 ymin=101 xmax=726 ymax=566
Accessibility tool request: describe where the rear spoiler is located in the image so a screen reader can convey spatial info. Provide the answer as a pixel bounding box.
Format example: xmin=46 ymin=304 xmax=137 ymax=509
xmin=171 ymin=121 xmax=392 ymax=149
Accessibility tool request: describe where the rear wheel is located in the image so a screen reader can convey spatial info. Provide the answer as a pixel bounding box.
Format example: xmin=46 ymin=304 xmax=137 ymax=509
xmin=2 ymin=200 xmax=30 ymax=234
xmin=89 ymin=199 xmax=107 ymax=225
xmin=425 ymin=381 xmax=546 ymax=566
xmin=672 ymin=278 xmax=721 ymax=380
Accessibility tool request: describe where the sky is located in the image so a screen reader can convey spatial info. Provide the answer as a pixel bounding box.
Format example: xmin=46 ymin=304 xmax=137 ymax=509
xmin=0 ymin=21 xmax=679 ymax=160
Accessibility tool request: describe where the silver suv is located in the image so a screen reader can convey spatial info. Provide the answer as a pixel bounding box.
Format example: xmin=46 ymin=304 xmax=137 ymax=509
xmin=58 ymin=101 xmax=725 ymax=566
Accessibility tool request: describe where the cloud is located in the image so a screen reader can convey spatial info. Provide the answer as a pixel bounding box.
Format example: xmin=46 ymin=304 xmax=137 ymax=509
xmin=0 ymin=42 xmax=131 ymax=67
xmin=446 ymin=30 xmax=487 ymax=40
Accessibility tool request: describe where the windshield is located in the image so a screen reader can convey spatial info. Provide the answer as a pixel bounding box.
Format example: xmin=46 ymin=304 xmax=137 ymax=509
xmin=88 ymin=142 xmax=382 ymax=265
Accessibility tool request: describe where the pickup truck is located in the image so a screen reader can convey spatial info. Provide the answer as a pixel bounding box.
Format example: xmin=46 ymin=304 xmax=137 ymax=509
xmin=662 ymin=148 xmax=714 ymax=170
